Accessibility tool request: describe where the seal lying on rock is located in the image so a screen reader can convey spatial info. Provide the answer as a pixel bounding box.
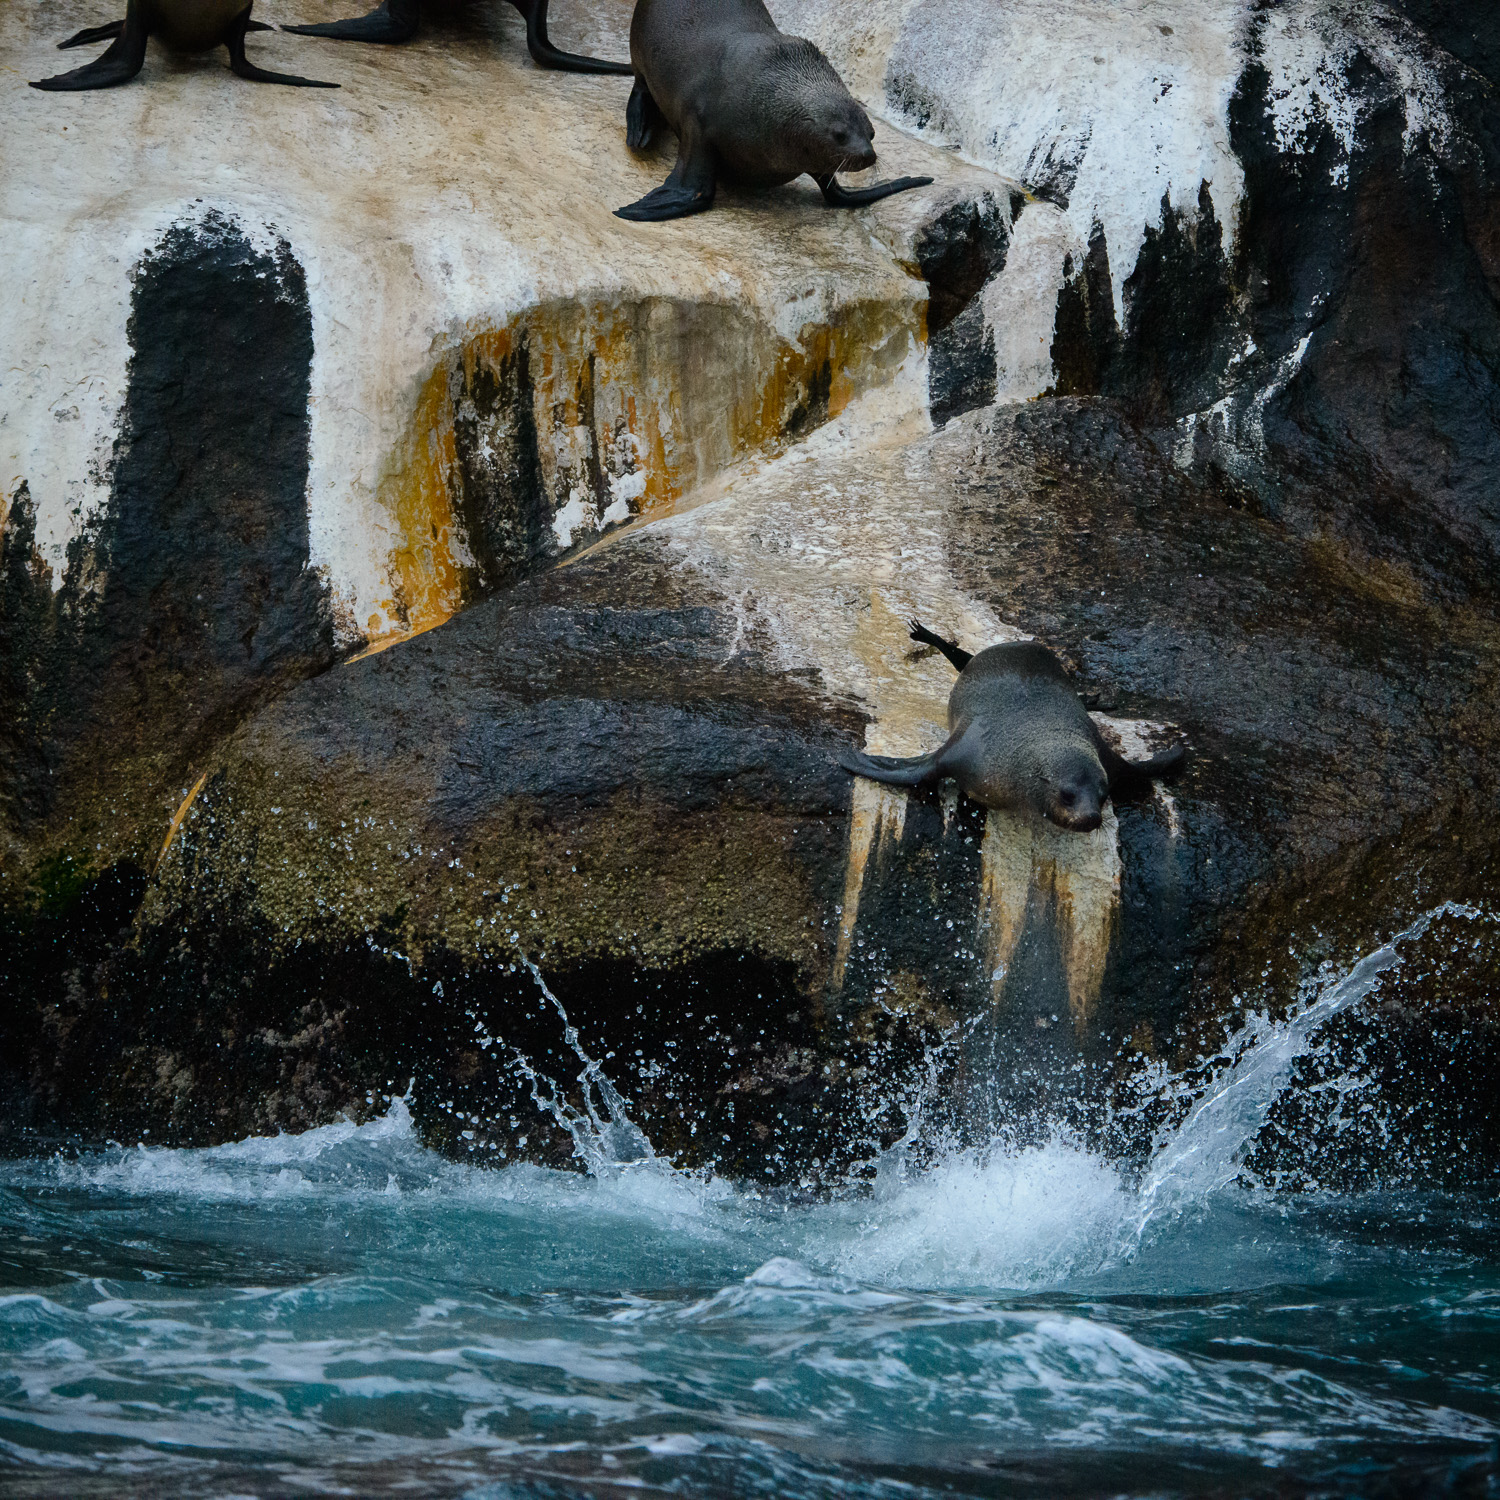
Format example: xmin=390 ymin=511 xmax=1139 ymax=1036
xmin=283 ymin=0 xmax=631 ymax=72
xmin=616 ymin=0 xmax=933 ymax=222
xmin=32 ymin=0 xmax=337 ymax=89
xmin=840 ymin=621 xmax=1186 ymax=832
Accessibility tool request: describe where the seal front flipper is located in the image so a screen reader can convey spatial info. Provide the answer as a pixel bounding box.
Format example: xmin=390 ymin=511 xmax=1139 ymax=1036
xmin=839 ymin=725 xmax=969 ymax=791
xmin=282 ymin=0 xmax=419 ymax=43
xmin=626 ymin=74 xmax=666 ymax=151
xmin=32 ymin=4 xmax=146 ymax=89
xmin=515 ymin=0 xmax=632 ymax=73
xmin=1098 ymin=739 xmax=1187 ymax=801
xmin=908 ymin=618 xmax=972 ymax=673
xmin=228 ymin=5 xmax=339 ymax=83
xmin=815 ymin=172 xmax=934 ymax=208
xmin=616 ymin=121 xmax=716 ymax=221
xmin=839 ymin=748 xmax=945 ymax=790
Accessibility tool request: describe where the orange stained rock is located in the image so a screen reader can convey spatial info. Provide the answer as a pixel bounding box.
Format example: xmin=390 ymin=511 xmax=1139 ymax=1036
xmin=380 ymin=358 xmax=467 ymax=641
xmin=978 ymin=807 xmax=1122 ymax=1028
xmin=366 ymin=293 xmax=920 ymax=655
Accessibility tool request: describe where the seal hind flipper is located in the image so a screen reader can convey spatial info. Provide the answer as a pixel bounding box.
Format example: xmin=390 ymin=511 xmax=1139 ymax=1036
xmin=31 ymin=6 xmax=147 ymax=89
xmin=908 ymin=619 xmax=972 ymax=673
xmin=1098 ymin=740 xmax=1187 ymax=801
xmin=227 ymin=4 xmax=339 ymax=83
xmin=816 ymin=173 xmax=934 ymax=209
xmin=282 ymin=0 xmax=419 ymax=43
xmin=626 ymin=74 xmax=666 ymax=151
xmin=515 ymin=0 xmax=632 ymax=73
xmin=616 ymin=120 xmax=716 ymax=221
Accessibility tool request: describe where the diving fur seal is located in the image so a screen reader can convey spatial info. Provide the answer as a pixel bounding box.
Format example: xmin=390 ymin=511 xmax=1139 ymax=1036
xmin=616 ymin=0 xmax=933 ymax=222
xmin=840 ymin=621 xmax=1186 ymax=832
xmin=32 ymin=0 xmax=337 ymax=89
xmin=282 ymin=0 xmax=631 ymax=73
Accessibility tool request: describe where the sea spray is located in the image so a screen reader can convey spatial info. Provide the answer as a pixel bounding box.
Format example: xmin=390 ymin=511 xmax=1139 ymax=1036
xmin=1119 ymin=901 xmax=1483 ymax=1250
xmin=507 ymin=959 xmax=656 ymax=1178
xmin=423 ymin=904 xmax=1496 ymax=1296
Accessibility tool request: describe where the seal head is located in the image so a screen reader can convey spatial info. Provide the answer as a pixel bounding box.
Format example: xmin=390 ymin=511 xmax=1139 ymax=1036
xmin=1038 ymin=743 xmax=1110 ymax=833
xmin=761 ymin=40 xmax=878 ymax=180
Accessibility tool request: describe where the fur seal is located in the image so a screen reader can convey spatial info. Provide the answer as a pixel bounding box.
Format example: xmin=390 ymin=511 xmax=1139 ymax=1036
xmin=616 ymin=0 xmax=933 ymax=222
xmin=32 ymin=0 xmax=337 ymax=89
xmin=840 ymin=621 xmax=1186 ymax=832
xmin=282 ymin=0 xmax=631 ymax=73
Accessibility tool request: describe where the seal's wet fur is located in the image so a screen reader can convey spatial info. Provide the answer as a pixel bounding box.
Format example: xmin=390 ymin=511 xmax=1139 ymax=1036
xmin=617 ymin=0 xmax=932 ymax=220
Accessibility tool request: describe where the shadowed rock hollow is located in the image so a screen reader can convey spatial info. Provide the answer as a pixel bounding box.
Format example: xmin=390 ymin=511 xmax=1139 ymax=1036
xmin=2 ymin=0 xmax=1498 ymax=1186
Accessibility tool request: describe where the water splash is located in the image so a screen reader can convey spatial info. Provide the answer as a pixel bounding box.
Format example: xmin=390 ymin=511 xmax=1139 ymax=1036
xmin=482 ymin=903 xmax=1486 ymax=1288
xmin=502 ymin=960 xmax=656 ymax=1180
xmin=1122 ymin=901 xmax=1482 ymax=1248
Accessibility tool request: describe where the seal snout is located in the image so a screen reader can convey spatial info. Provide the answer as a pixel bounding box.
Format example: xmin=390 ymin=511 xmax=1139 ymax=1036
xmin=835 ymin=128 xmax=877 ymax=172
xmin=1051 ymin=800 xmax=1104 ymax=834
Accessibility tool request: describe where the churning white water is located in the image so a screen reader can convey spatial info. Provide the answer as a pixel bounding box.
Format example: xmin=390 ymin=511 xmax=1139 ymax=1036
xmin=1 ymin=904 xmax=1495 ymax=1498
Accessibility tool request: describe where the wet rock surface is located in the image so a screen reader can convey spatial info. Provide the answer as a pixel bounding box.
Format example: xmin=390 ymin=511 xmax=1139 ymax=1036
xmin=3 ymin=0 xmax=1499 ymax=1184
xmin=1 ymin=217 xmax=338 ymax=889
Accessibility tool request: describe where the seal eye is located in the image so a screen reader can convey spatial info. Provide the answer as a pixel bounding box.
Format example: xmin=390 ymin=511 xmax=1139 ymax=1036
xmin=1058 ymin=788 xmax=1078 ymax=807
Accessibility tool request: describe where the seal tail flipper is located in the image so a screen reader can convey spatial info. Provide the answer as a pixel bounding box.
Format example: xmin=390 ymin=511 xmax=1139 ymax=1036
xmin=32 ymin=4 xmax=147 ymax=88
xmin=815 ymin=173 xmax=934 ymax=208
xmin=1100 ymin=741 xmax=1187 ymax=801
xmin=515 ymin=0 xmax=632 ymax=73
xmin=908 ymin=618 xmax=971 ymax=673
xmin=616 ymin=118 xmax=716 ymax=221
xmin=227 ymin=4 xmax=339 ymax=83
xmin=281 ymin=0 xmax=419 ymax=43
xmin=626 ymin=74 xmax=665 ymax=151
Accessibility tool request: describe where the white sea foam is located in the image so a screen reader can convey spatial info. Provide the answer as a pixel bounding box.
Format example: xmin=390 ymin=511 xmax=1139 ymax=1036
xmin=811 ymin=1140 xmax=1130 ymax=1290
xmin=23 ymin=904 xmax=1485 ymax=1310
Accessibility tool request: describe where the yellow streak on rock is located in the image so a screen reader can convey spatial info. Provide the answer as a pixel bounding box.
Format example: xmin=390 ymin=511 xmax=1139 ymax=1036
xmin=155 ymin=770 xmax=209 ymax=876
xmin=831 ymin=589 xmax=950 ymax=991
xmin=978 ymin=806 xmax=1122 ymax=1027
xmin=978 ymin=809 xmax=1034 ymax=996
xmin=380 ymin=359 xmax=464 ymax=641
xmin=365 ymin=297 xmax=918 ymax=653
xmin=832 ymin=776 xmax=909 ymax=992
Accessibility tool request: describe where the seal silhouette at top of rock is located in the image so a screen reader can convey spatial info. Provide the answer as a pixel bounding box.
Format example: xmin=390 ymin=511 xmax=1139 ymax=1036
xmin=282 ymin=0 xmax=631 ymax=72
xmin=31 ymin=0 xmax=338 ymax=89
xmin=840 ymin=621 xmax=1186 ymax=832
xmin=616 ymin=0 xmax=933 ymax=222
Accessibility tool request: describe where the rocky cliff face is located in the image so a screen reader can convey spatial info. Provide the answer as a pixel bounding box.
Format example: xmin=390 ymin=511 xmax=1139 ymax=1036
xmin=3 ymin=0 xmax=1497 ymax=1186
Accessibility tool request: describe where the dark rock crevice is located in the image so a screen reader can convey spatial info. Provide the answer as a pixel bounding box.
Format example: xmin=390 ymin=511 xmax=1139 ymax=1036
xmin=915 ymin=190 xmax=1012 ymax=426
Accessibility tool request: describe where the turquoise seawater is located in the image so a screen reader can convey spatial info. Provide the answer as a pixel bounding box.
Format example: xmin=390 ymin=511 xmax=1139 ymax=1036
xmin=1 ymin=913 xmax=1496 ymax=1498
